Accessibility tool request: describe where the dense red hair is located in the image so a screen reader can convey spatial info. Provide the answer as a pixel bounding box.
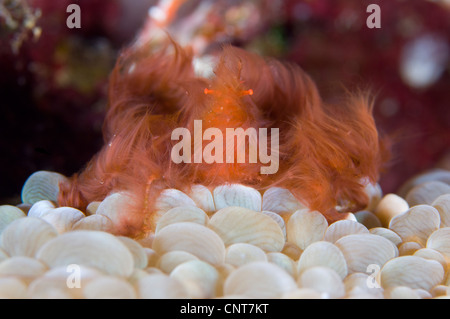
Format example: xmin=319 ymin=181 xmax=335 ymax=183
xmin=58 ymin=38 xmax=390 ymax=237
